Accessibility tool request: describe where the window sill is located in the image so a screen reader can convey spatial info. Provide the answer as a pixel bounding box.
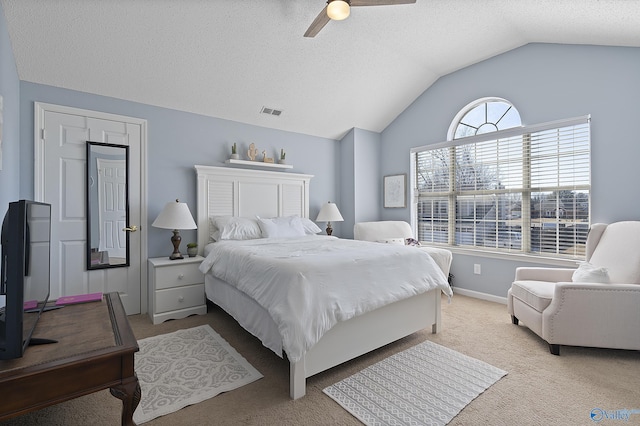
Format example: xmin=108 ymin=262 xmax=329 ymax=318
xmin=421 ymin=244 xmax=581 ymax=267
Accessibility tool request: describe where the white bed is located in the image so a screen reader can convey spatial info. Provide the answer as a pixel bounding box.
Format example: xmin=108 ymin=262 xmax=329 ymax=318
xmin=195 ymin=165 xmax=452 ymax=399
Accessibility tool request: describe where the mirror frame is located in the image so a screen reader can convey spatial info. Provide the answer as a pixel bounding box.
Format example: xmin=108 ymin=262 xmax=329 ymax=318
xmin=85 ymin=141 xmax=130 ymax=270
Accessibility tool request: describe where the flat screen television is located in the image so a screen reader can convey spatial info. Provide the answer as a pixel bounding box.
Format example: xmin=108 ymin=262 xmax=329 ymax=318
xmin=0 ymin=200 xmax=52 ymax=360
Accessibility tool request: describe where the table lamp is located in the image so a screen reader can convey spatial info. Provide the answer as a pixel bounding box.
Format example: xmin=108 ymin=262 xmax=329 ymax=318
xmin=315 ymin=201 xmax=344 ymax=236
xmin=152 ymin=199 xmax=197 ymax=260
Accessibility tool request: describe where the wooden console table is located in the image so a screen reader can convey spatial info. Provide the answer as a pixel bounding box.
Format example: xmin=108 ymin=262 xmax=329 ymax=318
xmin=0 ymin=292 xmax=140 ymax=425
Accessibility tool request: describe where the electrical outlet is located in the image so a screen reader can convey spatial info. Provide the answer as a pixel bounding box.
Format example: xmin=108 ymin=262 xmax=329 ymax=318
xmin=474 ymin=264 xmax=481 ymax=275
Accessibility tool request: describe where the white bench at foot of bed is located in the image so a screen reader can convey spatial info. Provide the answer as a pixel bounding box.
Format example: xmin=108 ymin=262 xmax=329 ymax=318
xmin=289 ymin=288 xmax=442 ymax=399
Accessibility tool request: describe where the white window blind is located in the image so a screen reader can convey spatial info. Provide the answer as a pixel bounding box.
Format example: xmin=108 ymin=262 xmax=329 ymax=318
xmin=412 ymin=116 xmax=590 ymax=259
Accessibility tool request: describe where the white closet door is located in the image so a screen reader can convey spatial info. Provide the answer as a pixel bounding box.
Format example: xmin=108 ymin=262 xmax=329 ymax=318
xmin=35 ymin=103 xmax=146 ymax=315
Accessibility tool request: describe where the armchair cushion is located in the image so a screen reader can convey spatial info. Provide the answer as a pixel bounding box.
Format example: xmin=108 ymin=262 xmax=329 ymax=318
xmin=511 ymin=280 xmax=555 ymax=312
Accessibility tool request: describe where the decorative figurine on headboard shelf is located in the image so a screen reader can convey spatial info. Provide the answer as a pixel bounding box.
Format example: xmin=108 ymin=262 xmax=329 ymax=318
xmin=247 ymin=143 xmax=258 ymax=161
xmin=262 ymin=150 xmax=274 ymax=163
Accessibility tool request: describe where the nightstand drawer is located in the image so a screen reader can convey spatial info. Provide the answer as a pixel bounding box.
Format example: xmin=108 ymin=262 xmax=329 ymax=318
xmin=154 ymin=264 xmax=203 ymax=290
xmin=155 ymin=284 xmax=205 ymax=314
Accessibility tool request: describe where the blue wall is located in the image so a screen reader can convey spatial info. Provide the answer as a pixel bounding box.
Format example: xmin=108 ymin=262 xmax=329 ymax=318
xmin=380 ymin=43 xmax=640 ymax=298
xmin=338 ymin=128 xmax=356 ymax=238
xmin=352 ymin=128 xmax=381 ymax=230
xmin=18 ymin=83 xmax=340 ymax=257
xmin=5 ymin=0 xmax=639 ymax=302
xmin=338 ymin=128 xmax=381 ymax=238
xmin=0 ymin=3 xmax=21 ymax=220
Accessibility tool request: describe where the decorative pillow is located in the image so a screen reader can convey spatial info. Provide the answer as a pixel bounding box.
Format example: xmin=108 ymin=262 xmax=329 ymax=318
xmin=210 ymin=216 xmax=262 ymax=241
xmin=572 ymin=262 xmax=610 ymax=283
xmin=257 ymin=215 xmax=306 ymax=238
xmin=376 ymin=238 xmax=406 ymax=245
xmin=405 ymin=238 xmax=421 ymax=246
xmin=299 ymin=217 xmax=323 ymax=235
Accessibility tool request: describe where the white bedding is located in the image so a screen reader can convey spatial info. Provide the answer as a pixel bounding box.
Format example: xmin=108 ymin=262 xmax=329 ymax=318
xmin=200 ymin=235 xmax=452 ymax=363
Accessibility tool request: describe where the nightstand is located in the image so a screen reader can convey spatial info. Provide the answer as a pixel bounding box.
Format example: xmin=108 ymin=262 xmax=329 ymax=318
xmin=148 ymin=256 xmax=207 ymax=325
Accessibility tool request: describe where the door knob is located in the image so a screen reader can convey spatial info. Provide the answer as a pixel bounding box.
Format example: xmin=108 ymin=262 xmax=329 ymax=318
xmin=123 ymin=225 xmax=138 ymax=233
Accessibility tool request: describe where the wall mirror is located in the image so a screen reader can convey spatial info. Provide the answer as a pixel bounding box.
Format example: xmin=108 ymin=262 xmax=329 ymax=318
xmin=86 ymin=141 xmax=130 ymax=269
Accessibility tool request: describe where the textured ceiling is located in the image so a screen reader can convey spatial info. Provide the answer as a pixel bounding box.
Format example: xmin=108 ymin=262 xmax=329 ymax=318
xmin=2 ymin=0 xmax=639 ymax=140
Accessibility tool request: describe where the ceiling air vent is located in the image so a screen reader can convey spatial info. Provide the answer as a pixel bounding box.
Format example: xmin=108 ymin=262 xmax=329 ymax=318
xmin=261 ymin=106 xmax=283 ymax=117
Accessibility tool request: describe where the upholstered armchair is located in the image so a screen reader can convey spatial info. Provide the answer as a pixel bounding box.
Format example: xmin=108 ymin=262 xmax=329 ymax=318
xmin=353 ymin=221 xmax=453 ymax=278
xmin=508 ymin=221 xmax=640 ymax=355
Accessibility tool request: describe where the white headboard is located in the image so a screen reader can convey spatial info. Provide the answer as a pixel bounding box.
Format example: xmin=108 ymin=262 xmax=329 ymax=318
xmin=195 ymin=165 xmax=314 ymax=251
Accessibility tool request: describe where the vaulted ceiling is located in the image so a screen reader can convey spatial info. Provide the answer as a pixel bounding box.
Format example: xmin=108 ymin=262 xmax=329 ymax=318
xmin=2 ymin=0 xmax=639 ymax=139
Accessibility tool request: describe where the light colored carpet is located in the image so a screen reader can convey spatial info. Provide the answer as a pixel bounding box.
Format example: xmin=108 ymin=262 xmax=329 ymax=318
xmin=324 ymin=340 xmax=507 ymax=425
xmin=133 ymin=325 xmax=262 ymax=424
xmin=1 ymin=294 xmax=639 ymax=425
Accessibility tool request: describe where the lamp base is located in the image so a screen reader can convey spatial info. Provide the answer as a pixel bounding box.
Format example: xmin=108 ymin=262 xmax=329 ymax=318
xmin=169 ymin=229 xmax=183 ymax=260
xmin=325 ymin=222 xmax=333 ymax=236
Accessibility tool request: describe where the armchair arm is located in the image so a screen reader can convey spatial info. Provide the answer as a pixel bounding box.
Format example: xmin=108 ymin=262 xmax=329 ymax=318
xmin=514 ymin=267 xmax=575 ymax=283
xmin=542 ymin=282 xmax=640 ymax=350
xmin=418 ymin=246 xmax=452 ymax=277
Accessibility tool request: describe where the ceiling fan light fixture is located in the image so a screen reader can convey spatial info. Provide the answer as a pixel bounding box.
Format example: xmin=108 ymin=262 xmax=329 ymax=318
xmin=327 ymin=0 xmax=350 ymax=21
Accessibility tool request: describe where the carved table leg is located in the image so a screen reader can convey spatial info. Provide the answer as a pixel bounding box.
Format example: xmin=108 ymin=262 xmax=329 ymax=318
xmin=110 ymin=375 xmax=141 ymax=426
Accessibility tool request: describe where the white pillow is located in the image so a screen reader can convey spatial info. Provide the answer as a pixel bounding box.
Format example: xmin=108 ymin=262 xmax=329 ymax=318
xmin=257 ymin=216 xmax=306 ymax=238
xmin=299 ymin=217 xmax=322 ymax=235
xmin=209 ymin=215 xmax=231 ymax=242
xmin=572 ymin=262 xmax=610 ymax=283
xmin=210 ymin=216 xmax=262 ymax=241
xmin=221 ymin=217 xmax=262 ymax=240
xmin=376 ymin=238 xmax=406 ymax=245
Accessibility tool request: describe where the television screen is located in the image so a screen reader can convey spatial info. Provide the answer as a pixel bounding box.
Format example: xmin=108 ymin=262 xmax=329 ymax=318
xmin=0 ymin=200 xmax=52 ymax=359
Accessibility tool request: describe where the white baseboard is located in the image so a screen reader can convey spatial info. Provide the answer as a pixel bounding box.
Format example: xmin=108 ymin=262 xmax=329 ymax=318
xmin=452 ymin=287 xmax=507 ymax=305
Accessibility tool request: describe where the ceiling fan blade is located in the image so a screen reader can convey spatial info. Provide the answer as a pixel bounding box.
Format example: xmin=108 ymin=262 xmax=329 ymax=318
xmin=304 ymin=5 xmax=331 ymax=38
xmin=351 ymin=0 xmax=416 ymax=6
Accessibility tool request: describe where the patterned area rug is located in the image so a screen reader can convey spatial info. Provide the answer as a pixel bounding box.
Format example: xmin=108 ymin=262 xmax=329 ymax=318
xmin=133 ymin=325 xmax=262 ymax=424
xmin=323 ymin=340 xmax=507 ymax=426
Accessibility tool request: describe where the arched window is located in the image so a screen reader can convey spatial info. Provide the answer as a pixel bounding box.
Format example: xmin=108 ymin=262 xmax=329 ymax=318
xmin=448 ymin=97 xmax=521 ymax=140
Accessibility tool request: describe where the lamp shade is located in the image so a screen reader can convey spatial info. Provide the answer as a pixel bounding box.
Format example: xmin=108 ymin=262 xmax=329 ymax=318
xmin=327 ymin=0 xmax=350 ymax=20
xmin=152 ymin=199 xmax=197 ymax=230
xmin=316 ymin=202 xmax=344 ymax=222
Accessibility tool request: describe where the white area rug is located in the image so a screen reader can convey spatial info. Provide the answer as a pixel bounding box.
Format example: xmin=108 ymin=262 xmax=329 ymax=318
xmin=133 ymin=325 xmax=262 ymax=424
xmin=323 ymin=340 xmax=507 ymax=426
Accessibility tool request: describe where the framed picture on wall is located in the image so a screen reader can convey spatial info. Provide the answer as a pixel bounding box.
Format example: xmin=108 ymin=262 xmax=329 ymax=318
xmin=383 ymin=174 xmax=406 ymax=208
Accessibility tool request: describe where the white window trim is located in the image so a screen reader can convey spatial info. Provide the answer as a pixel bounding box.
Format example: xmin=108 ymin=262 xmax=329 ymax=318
xmin=447 ymin=246 xmax=582 ymax=267
xmin=446 ymin=96 xmax=516 ymax=141
xmin=413 ymin=115 xmax=589 ymax=154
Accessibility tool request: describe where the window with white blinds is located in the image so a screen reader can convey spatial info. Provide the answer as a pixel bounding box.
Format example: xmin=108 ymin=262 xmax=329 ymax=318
xmin=412 ymin=115 xmax=591 ymax=259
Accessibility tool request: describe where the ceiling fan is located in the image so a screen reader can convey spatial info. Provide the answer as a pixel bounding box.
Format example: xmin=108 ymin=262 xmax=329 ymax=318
xmin=304 ymin=0 xmax=417 ymax=38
